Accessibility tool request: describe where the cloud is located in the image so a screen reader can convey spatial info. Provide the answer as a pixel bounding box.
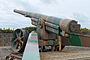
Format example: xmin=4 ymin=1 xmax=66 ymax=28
xmin=0 ymin=0 xmax=90 ymax=29
xmin=73 ymin=12 xmax=90 ymax=28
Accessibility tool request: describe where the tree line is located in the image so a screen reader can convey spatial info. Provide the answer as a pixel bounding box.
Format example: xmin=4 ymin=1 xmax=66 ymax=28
xmin=0 ymin=27 xmax=90 ymax=33
xmin=0 ymin=27 xmax=36 ymax=33
xmin=80 ymin=28 xmax=90 ymax=34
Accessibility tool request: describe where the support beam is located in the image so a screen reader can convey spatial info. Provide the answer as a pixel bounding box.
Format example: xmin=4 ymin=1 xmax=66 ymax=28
xmin=58 ymin=35 xmax=61 ymax=52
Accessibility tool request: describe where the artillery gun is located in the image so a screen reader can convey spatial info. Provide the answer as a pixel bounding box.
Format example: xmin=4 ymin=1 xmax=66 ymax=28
xmin=13 ymin=9 xmax=81 ymax=51
xmin=6 ymin=9 xmax=90 ymax=60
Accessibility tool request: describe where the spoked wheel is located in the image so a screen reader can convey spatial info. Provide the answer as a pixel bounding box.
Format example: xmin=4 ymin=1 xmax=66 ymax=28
xmin=11 ymin=29 xmax=29 ymax=53
xmin=15 ymin=37 xmax=24 ymax=51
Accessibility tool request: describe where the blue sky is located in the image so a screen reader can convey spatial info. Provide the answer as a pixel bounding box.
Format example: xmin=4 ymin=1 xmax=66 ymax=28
xmin=0 ymin=0 xmax=90 ymax=29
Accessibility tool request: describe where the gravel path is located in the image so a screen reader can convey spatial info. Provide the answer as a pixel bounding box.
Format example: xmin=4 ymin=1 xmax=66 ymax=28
xmin=0 ymin=46 xmax=90 ymax=60
xmin=40 ymin=46 xmax=90 ymax=60
xmin=40 ymin=50 xmax=90 ymax=60
xmin=0 ymin=46 xmax=12 ymax=60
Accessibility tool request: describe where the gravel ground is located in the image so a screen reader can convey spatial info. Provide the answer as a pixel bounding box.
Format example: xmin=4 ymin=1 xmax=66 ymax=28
xmin=40 ymin=50 xmax=90 ymax=60
xmin=0 ymin=46 xmax=90 ymax=60
xmin=40 ymin=46 xmax=90 ymax=60
xmin=0 ymin=46 xmax=12 ymax=60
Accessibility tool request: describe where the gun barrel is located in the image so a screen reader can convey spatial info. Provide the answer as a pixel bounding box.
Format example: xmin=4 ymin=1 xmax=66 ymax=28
xmin=14 ymin=9 xmax=27 ymax=16
xmin=14 ymin=9 xmax=45 ymax=19
xmin=14 ymin=9 xmax=80 ymax=33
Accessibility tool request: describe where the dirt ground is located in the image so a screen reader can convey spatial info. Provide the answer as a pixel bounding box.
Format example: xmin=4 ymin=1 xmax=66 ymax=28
xmin=0 ymin=46 xmax=12 ymax=60
xmin=40 ymin=46 xmax=90 ymax=60
xmin=0 ymin=46 xmax=90 ymax=60
xmin=40 ymin=50 xmax=90 ymax=60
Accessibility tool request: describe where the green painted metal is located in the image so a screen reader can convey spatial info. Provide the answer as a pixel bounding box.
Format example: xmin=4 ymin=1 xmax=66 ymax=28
xmin=28 ymin=40 xmax=38 ymax=43
xmin=54 ymin=39 xmax=59 ymax=45
xmin=31 ymin=34 xmax=37 ymax=36
xmin=45 ymin=22 xmax=59 ymax=29
xmin=14 ymin=9 xmax=81 ymax=48
xmin=14 ymin=9 xmax=80 ymax=35
xmin=48 ymin=40 xmax=54 ymax=45
xmin=46 ymin=26 xmax=59 ymax=34
xmin=36 ymin=27 xmax=42 ymax=39
xmin=14 ymin=10 xmax=62 ymax=32
xmin=46 ymin=17 xmax=61 ymax=25
xmin=69 ymin=34 xmax=82 ymax=46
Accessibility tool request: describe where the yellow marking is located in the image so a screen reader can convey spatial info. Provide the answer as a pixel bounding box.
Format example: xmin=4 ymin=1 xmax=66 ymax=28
xmin=58 ymin=36 xmax=61 ymax=52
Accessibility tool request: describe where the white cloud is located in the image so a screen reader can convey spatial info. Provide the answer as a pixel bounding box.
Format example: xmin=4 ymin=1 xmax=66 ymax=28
xmin=0 ymin=0 xmax=90 ymax=29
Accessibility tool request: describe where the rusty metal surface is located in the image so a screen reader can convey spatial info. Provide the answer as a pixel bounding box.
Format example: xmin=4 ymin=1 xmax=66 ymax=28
xmin=60 ymin=19 xmax=71 ymax=32
xmin=61 ymin=37 xmax=70 ymax=46
xmin=60 ymin=19 xmax=80 ymax=33
xmin=14 ymin=9 xmax=80 ymax=35
xmin=80 ymin=35 xmax=90 ymax=47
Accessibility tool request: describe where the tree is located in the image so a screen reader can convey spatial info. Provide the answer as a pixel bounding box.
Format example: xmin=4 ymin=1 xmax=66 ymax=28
xmin=23 ymin=27 xmax=36 ymax=33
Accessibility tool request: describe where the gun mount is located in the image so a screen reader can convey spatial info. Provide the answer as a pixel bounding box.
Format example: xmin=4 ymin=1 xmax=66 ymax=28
xmin=13 ymin=9 xmax=82 ymax=52
xmin=6 ymin=9 xmax=90 ymax=60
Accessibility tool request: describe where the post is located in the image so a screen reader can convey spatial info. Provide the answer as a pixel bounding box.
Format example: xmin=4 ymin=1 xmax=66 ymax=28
xmin=58 ymin=27 xmax=62 ymax=52
xmin=58 ymin=35 xmax=61 ymax=52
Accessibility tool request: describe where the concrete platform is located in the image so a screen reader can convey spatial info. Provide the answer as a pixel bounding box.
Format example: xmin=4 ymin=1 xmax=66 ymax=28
xmin=0 ymin=46 xmax=90 ymax=60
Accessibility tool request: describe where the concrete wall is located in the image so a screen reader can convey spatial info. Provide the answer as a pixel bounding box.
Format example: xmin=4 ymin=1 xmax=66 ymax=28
xmin=0 ymin=33 xmax=90 ymax=47
xmin=0 ymin=33 xmax=12 ymax=46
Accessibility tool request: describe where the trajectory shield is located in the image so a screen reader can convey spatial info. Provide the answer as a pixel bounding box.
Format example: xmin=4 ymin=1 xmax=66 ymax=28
xmin=22 ymin=31 xmax=40 ymax=60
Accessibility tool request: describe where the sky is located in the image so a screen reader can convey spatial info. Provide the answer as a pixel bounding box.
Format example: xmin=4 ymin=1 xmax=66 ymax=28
xmin=0 ymin=0 xmax=90 ymax=29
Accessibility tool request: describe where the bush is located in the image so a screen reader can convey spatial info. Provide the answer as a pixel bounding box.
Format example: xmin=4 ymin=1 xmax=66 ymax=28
xmin=23 ymin=27 xmax=36 ymax=33
xmin=80 ymin=28 xmax=90 ymax=34
xmin=0 ymin=28 xmax=14 ymax=33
